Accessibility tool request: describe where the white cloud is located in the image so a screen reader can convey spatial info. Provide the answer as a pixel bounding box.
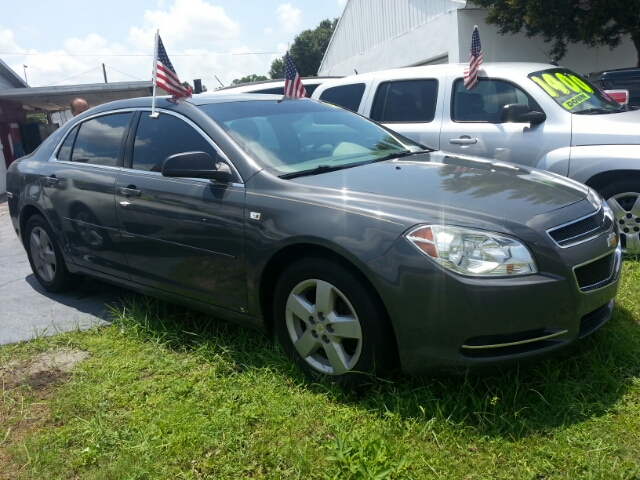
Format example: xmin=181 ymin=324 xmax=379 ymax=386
xmin=0 ymin=1 xmax=279 ymax=90
xmin=128 ymin=0 xmax=240 ymax=50
xmin=263 ymin=27 xmax=274 ymax=35
xmin=337 ymin=0 xmax=348 ymax=7
xmin=276 ymin=4 xmax=302 ymax=33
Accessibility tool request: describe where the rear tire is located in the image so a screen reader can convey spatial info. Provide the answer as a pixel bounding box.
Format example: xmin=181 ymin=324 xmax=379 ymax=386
xmin=600 ymin=180 xmax=640 ymax=255
xmin=273 ymin=257 xmax=395 ymax=388
xmin=25 ymin=215 xmax=83 ymax=293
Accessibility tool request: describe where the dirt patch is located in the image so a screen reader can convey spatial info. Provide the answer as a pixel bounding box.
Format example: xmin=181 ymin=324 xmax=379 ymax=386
xmin=1 ymin=350 xmax=90 ymax=391
xmin=0 ymin=349 xmax=90 ymax=479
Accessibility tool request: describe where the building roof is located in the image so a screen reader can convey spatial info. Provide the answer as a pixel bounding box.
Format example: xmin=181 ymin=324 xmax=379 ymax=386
xmin=0 ymin=81 xmax=153 ymax=112
xmin=0 ymin=58 xmax=29 ymax=88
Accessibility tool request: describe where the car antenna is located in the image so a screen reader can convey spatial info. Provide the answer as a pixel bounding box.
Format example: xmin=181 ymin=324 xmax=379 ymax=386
xmin=215 ymin=75 xmax=225 ymax=88
xmin=354 ymin=69 xmax=358 ymax=74
xmin=530 ymin=41 xmax=559 ymax=66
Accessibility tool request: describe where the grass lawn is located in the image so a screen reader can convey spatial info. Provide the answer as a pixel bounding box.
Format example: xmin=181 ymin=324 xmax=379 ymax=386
xmin=1 ymin=258 xmax=639 ymax=479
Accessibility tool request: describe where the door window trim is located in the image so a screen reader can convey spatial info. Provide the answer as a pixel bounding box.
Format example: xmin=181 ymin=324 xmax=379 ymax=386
xmin=50 ymin=108 xmax=139 ymax=170
xmin=371 ymin=78 xmax=439 ymax=123
xmin=129 ymin=109 xmax=244 ymax=184
xmin=450 ymin=77 xmax=543 ymax=124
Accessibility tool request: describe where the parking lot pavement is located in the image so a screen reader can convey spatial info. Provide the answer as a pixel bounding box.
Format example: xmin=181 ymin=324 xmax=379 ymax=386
xmin=0 ymin=199 xmax=126 ymax=345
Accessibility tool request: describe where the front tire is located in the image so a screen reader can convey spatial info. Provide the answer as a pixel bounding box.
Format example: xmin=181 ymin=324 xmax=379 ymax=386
xmin=25 ymin=214 xmax=83 ymax=292
xmin=600 ymin=180 xmax=640 ymax=255
xmin=273 ymin=258 xmax=395 ymax=387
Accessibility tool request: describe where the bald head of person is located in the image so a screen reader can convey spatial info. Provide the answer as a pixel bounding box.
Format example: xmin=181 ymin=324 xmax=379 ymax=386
xmin=70 ymin=98 xmax=89 ymax=116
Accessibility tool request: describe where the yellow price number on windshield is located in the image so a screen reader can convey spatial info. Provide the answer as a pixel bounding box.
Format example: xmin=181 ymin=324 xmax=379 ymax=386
xmin=530 ymin=72 xmax=594 ymax=98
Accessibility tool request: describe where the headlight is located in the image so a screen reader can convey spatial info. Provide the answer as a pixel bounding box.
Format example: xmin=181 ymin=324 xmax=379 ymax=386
xmin=406 ymin=225 xmax=538 ymax=276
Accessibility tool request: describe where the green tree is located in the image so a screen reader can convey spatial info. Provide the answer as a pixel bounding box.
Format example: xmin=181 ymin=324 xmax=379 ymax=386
xmin=269 ymin=57 xmax=285 ymax=80
xmin=269 ymin=18 xmax=338 ymax=79
xmin=231 ymin=74 xmax=268 ymax=85
xmin=472 ymin=0 xmax=640 ymax=67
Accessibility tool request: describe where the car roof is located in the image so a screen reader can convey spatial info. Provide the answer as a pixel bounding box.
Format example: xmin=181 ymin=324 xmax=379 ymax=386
xmin=212 ymin=76 xmax=341 ymax=94
xmin=313 ymin=62 xmax=561 ymax=89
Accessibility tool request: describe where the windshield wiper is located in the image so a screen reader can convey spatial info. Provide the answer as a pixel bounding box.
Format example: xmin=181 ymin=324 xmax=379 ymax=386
xmin=279 ymin=150 xmax=429 ymax=179
xmin=279 ymin=164 xmax=357 ymax=179
xmin=574 ymin=107 xmax=623 ymax=115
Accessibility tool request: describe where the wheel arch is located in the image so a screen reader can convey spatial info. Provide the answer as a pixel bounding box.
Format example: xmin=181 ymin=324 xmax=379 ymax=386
xmin=19 ymin=203 xmax=48 ymax=247
xmin=258 ymin=243 xmax=399 ymax=362
xmin=584 ymin=170 xmax=640 ymax=194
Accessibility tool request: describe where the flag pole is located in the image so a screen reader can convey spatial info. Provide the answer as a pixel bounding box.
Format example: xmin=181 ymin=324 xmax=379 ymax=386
xmin=150 ymin=29 xmax=159 ymax=118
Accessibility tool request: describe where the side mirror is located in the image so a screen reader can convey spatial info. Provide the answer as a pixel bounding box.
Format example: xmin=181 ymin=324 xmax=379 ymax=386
xmin=500 ymin=104 xmax=546 ymax=124
xmin=162 ymin=151 xmax=233 ymax=182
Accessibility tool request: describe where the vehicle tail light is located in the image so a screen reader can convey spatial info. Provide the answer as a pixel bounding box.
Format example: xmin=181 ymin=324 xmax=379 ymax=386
xmin=604 ymin=89 xmax=629 ymax=105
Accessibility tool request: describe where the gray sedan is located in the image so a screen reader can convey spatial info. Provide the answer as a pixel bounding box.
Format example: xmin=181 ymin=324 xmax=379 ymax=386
xmin=6 ymin=95 xmax=621 ymax=386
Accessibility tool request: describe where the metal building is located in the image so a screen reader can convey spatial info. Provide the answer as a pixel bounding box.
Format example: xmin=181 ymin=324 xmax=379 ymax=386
xmin=319 ymin=0 xmax=637 ymax=76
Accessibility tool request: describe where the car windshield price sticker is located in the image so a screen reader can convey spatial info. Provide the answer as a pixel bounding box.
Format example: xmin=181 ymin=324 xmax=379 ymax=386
xmin=528 ymin=69 xmax=595 ymax=111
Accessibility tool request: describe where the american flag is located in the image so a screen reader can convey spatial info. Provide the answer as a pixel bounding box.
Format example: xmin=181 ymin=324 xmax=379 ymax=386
xmin=463 ymin=26 xmax=483 ymax=90
xmin=283 ymin=51 xmax=307 ymax=99
xmin=154 ymin=35 xmax=191 ymax=99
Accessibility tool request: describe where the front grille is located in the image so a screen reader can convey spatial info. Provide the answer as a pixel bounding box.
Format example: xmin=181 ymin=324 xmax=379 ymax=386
xmin=574 ymin=252 xmax=616 ymax=292
xmin=548 ymin=208 xmax=608 ymax=247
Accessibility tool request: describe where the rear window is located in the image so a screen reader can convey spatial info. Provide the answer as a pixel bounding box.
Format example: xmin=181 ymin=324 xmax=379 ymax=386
xmin=371 ymin=79 xmax=438 ymax=123
xmin=319 ymin=83 xmax=366 ymax=112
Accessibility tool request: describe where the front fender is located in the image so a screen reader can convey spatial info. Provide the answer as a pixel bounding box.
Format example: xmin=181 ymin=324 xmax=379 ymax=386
xmin=567 ymin=144 xmax=640 ymax=185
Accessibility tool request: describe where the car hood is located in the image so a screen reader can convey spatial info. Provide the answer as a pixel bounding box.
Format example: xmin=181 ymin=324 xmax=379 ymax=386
xmin=571 ymin=108 xmax=640 ymax=146
xmin=290 ymin=154 xmax=589 ymax=227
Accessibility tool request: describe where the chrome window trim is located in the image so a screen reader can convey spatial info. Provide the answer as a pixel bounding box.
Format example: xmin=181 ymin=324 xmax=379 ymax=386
xmin=546 ymin=206 xmax=612 ymax=248
xmin=572 ymin=246 xmax=622 ymax=294
xmin=119 ymin=168 xmax=244 ymax=188
xmin=48 ymin=107 xmax=244 ymax=184
xmin=134 ymin=109 xmax=243 ymax=183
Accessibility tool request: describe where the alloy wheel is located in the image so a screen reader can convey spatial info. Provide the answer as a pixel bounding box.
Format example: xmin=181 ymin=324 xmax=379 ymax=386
xmin=29 ymin=226 xmax=57 ymax=282
xmin=607 ymin=192 xmax=640 ymax=254
xmin=285 ymin=279 xmax=363 ymax=375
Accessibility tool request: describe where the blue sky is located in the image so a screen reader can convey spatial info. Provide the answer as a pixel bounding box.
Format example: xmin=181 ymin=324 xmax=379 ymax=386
xmin=0 ymin=0 xmax=346 ymax=88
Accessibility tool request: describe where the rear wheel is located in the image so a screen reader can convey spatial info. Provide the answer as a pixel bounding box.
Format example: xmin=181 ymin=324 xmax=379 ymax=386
xmin=600 ymin=180 xmax=640 ymax=255
xmin=273 ymin=258 xmax=395 ymax=387
xmin=25 ymin=215 xmax=83 ymax=292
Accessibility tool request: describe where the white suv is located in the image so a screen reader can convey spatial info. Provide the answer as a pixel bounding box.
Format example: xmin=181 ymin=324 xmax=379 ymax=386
xmin=312 ymin=63 xmax=640 ymax=254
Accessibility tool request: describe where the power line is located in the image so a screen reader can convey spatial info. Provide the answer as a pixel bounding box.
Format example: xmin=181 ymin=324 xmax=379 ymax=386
xmin=42 ymin=66 xmax=102 ymax=86
xmin=0 ymin=51 xmax=283 ymax=57
xmin=106 ymin=66 xmax=142 ymax=81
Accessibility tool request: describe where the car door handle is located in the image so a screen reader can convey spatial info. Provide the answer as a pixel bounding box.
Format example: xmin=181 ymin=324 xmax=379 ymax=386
xmin=44 ymin=175 xmax=59 ymax=185
xmin=118 ymin=186 xmax=142 ymax=197
xmin=449 ymin=138 xmax=478 ymax=145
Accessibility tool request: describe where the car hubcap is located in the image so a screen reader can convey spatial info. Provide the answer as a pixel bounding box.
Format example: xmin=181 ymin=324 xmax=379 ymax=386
xmin=285 ymin=279 xmax=363 ymax=375
xmin=29 ymin=226 xmax=57 ymax=282
xmin=607 ymin=192 xmax=640 ymax=254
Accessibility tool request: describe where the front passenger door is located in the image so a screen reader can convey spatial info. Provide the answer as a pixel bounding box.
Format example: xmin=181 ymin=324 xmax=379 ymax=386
xmin=115 ymin=111 xmax=247 ymax=312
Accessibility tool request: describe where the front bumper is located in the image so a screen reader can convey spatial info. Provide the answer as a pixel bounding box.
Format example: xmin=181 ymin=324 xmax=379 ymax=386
xmin=366 ymin=233 xmax=621 ymax=375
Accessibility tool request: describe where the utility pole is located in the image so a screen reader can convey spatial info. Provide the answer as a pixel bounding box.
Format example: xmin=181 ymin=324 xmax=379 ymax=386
xmin=102 ymin=63 xmax=108 ymax=83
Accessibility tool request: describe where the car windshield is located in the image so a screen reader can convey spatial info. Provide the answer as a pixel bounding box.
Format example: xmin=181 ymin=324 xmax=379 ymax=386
xmin=528 ymin=68 xmax=622 ymax=114
xmin=199 ymin=99 xmax=418 ymax=176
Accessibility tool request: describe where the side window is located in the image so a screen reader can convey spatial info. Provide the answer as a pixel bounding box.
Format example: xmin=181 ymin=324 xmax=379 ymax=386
xmin=370 ymin=79 xmax=438 ymax=123
xmin=452 ymin=79 xmax=539 ymax=123
xmin=319 ymin=83 xmax=366 ymax=112
xmin=132 ymin=113 xmax=218 ymax=172
xmin=57 ymin=126 xmax=79 ymax=162
xmin=71 ymin=113 xmax=132 ymax=166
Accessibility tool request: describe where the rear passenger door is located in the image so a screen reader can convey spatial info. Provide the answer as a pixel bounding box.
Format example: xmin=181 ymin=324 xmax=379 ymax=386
xmin=40 ymin=112 xmax=134 ymax=279
xmin=366 ymin=78 xmax=442 ymax=150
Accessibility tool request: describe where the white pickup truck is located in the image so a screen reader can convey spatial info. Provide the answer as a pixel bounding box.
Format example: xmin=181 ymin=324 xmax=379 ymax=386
xmin=311 ymin=63 xmax=640 ymax=254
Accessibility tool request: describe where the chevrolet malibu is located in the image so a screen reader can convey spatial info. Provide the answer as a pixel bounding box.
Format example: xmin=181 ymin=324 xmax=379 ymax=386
xmin=6 ymin=95 xmax=621 ymax=386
